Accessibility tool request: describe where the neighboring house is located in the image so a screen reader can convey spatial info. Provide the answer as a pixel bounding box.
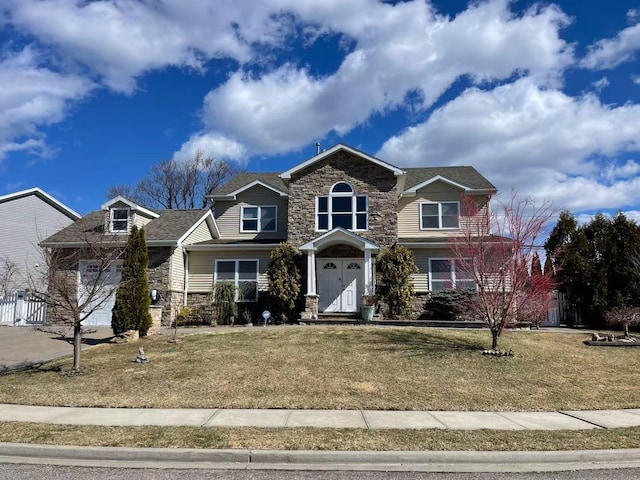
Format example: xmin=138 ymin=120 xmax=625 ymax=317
xmin=0 ymin=188 xmax=81 ymax=296
xmin=41 ymin=143 xmax=496 ymax=326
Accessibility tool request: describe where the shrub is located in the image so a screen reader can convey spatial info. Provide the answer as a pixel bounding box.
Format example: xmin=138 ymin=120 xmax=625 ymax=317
xmin=267 ymin=242 xmax=304 ymax=323
xmin=423 ymin=289 xmax=477 ymax=321
xmin=376 ymin=245 xmax=419 ymax=319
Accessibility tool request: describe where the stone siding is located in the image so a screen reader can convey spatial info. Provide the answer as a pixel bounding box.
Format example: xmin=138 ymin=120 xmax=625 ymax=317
xmin=147 ymin=247 xmax=178 ymax=326
xmin=287 ymin=151 xmax=398 ymax=249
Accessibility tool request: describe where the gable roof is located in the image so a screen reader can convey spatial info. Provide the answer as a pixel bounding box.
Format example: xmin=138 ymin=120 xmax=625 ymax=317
xmin=403 ymin=167 xmax=496 ymax=194
xmin=209 ymin=173 xmax=288 ymax=198
xmin=101 ymin=196 xmax=159 ymax=218
xmin=42 ymin=208 xmax=217 ymax=247
xmin=280 ymin=143 xmax=405 ymax=180
xmin=0 ymin=187 xmax=81 ymax=220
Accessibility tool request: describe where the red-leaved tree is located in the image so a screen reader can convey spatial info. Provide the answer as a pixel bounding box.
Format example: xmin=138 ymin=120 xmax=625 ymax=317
xmin=449 ymin=191 xmax=556 ymax=350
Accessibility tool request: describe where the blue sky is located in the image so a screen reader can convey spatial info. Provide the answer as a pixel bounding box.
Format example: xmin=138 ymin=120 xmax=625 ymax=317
xmin=1 ymin=0 xmax=640 ymax=219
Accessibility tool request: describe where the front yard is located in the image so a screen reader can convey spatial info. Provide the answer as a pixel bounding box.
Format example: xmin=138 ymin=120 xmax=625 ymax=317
xmin=0 ymin=326 xmax=638 ymax=412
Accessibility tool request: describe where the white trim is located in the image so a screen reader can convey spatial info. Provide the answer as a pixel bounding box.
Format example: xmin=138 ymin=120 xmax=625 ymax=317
xmin=316 ymin=189 xmax=368 ymax=233
xmin=109 ymin=207 xmax=131 ymax=233
xmin=176 ymin=210 xmax=220 ymax=245
xmin=214 ymin=258 xmax=259 ymax=302
xmin=0 ymin=187 xmax=81 ymax=220
xmin=419 ymin=201 xmax=460 ymax=230
xmin=240 ymin=205 xmax=278 ymax=233
xmin=404 ymin=175 xmax=475 ymax=196
xmin=280 ymin=144 xmax=404 ymax=180
xmin=101 ymin=196 xmax=160 ymax=219
xmin=211 ymin=180 xmax=288 ymax=200
xmin=299 ymin=227 xmax=379 ymax=253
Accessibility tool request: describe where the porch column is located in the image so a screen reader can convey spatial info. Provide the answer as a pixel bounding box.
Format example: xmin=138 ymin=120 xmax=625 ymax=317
xmin=364 ymin=250 xmax=373 ymax=295
xmin=306 ymin=250 xmax=317 ymax=295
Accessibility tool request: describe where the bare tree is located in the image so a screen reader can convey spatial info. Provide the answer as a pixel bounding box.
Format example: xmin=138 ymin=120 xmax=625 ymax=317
xmin=449 ymin=191 xmax=556 ymax=350
xmin=106 ymin=151 xmax=239 ymax=209
xmin=0 ymin=257 xmax=19 ymax=297
xmin=35 ymin=236 xmax=126 ymax=372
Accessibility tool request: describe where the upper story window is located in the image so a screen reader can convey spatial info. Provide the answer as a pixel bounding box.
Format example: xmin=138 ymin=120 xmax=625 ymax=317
xmin=110 ymin=208 xmax=130 ymax=233
xmin=420 ymin=202 xmax=459 ymax=230
xmin=316 ymin=182 xmax=368 ymax=232
xmin=241 ymin=206 xmax=277 ymax=233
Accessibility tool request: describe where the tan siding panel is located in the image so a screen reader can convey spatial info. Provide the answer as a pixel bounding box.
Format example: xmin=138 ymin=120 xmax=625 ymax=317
xmin=398 ymin=182 xmax=490 ymax=239
xmin=183 ymin=220 xmax=213 ymax=244
xmin=170 ymin=247 xmax=185 ymax=292
xmin=214 ymin=185 xmax=288 ymax=240
xmin=188 ymin=249 xmax=275 ymax=293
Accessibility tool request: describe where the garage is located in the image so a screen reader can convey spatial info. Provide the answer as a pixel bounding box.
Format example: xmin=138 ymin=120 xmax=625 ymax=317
xmin=78 ymin=260 xmax=122 ymax=326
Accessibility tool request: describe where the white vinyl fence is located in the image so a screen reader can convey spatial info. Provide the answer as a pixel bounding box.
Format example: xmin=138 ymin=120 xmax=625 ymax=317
xmin=0 ymin=291 xmax=47 ymax=326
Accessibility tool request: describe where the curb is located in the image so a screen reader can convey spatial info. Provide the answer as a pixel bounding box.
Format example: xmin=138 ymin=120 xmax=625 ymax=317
xmin=2 ymin=443 xmax=640 ymax=472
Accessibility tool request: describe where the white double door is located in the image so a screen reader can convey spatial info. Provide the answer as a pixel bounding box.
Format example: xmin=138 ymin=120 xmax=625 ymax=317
xmin=317 ymin=258 xmax=363 ymax=313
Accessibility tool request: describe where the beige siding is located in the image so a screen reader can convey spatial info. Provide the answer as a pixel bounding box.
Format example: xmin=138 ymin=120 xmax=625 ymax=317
xmin=408 ymin=247 xmax=452 ymax=293
xmin=398 ymin=182 xmax=489 ymax=239
xmin=133 ymin=213 xmax=153 ymax=229
xmin=170 ymin=247 xmax=185 ymax=292
xmin=214 ymin=185 xmax=288 ymax=240
xmin=182 ymin=219 xmax=213 ymax=244
xmin=187 ymin=249 xmax=275 ymax=293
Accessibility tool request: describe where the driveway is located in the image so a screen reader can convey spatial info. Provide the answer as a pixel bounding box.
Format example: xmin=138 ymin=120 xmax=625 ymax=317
xmin=0 ymin=326 xmax=114 ymax=372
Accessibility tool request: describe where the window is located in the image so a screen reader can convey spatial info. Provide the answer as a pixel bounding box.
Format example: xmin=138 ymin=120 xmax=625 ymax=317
xmin=316 ymin=182 xmax=368 ymax=231
xmin=420 ymin=202 xmax=459 ymax=229
xmin=110 ymin=208 xmax=130 ymax=233
xmin=215 ymin=260 xmax=259 ymax=301
xmin=429 ymin=258 xmax=475 ymax=292
xmin=241 ymin=206 xmax=277 ymax=232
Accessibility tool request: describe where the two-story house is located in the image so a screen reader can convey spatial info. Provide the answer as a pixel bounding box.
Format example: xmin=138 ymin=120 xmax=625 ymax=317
xmin=197 ymin=143 xmax=496 ymax=320
xmin=42 ymin=143 xmax=495 ymax=326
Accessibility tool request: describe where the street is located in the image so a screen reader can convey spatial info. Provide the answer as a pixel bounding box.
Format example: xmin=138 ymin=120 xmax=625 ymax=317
xmin=1 ymin=465 xmax=640 ymax=480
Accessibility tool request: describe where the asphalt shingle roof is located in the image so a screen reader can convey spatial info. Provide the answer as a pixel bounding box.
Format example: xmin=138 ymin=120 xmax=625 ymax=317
xmin=210 ymin=173 xmax=288 ymax=196
xmin=42 ymin=209 xmax=208 ymax=245
xmin=211 ymin=165 xmax=494 ymax=197
xmin=403 ymin=167 xmax=496 ymax=191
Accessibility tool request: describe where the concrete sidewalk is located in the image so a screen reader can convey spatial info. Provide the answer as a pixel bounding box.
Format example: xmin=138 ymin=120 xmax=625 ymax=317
xmin=1 ymin=403 xmax=640 ymax=430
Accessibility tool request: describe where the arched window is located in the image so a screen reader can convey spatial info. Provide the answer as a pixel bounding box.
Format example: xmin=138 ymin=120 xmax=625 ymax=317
xmin=316 ymin=182 xmax=368 ymax=231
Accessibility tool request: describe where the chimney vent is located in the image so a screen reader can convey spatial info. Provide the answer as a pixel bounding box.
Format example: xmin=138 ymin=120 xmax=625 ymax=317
xmin=315 ymin=142 xmax=321 ymax=155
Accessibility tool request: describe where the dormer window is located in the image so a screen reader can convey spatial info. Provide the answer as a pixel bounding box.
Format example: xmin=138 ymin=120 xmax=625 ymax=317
xmin=110 ymin=208 xmax=130 ymax=233
xmin=316 ymin=182 xmax=368 ymax=231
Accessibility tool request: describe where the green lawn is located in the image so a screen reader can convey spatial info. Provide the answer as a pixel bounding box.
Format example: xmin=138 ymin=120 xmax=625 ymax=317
xmin=0 ymin=326 xmax=638 ymax=411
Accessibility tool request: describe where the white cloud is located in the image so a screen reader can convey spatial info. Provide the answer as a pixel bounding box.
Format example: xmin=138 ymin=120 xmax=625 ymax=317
xmin=377 ymin=77 xmax=640 ymax=212
xmin=591 ymin=77 xmax=609 ymax=91
xmin=632 ymin=75 xmax=640 ymax=85
xmin=0 ymin=47 xmax=94 ymax=160
xmin=581 ymin=11 xmax=640 ymax=69
xmin=173 ymin=132 xmax=248 ymax=163
xmin=196 ymin=0 xmax=572 ymax=155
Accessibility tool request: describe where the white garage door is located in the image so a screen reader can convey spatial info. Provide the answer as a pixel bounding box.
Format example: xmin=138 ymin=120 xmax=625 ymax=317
xmin=79 ymin=260 xmax=123 ymax=326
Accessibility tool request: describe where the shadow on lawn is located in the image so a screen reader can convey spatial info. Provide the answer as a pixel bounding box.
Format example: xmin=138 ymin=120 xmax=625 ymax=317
xmin=362 ymin=329 xmax=486 ymax=356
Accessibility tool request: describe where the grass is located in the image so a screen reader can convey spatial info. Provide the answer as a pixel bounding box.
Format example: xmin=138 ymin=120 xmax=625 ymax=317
xmin=0 ymin=422 xmax=639 ymax=451
xmin=0 ymin=326 xmax=638 ymax=411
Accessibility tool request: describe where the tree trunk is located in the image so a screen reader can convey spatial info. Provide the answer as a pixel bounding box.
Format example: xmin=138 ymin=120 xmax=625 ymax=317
xmin=624 ymin=322 xmax=630 ymax=339
xmin=491 ymin=329 xmax=499 ymax=350
xmin=72 ymin=321 xmax=82 ymax=372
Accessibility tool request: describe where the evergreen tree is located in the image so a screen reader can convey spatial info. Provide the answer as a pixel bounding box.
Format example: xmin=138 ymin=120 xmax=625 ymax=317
xmin=267 ymin=242 xmax=303 ymax=323
xmin=376 ymin=245 xmax=418 ymax=319
xmin=543 ymin=254 xmax=553 ymax=277
xmin=111 ymin=226 xmax=152 ymax=335
xmin=531 ymin=252 xmax=542 ymax=277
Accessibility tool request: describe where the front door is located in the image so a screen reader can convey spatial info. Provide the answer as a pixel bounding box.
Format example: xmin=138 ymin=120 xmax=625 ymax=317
xmin=317 ymin=259 xmax=363 ymax=313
